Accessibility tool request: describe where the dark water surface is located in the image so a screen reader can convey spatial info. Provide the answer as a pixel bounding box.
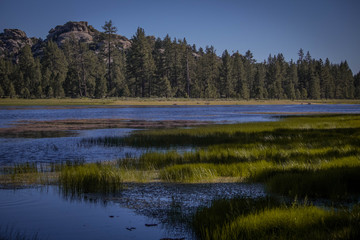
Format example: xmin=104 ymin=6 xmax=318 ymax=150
xmin=0 ymin=184 xmax=265 ymax=240
xmin=1 ymin=104 xmax=359 ymax=165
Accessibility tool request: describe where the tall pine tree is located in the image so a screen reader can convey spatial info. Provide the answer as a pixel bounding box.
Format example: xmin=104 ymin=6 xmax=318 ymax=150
xmin=127 ymin=27 xmax=156 ymax=97
xmin=41 ymin=41 xmax=68 ymax=97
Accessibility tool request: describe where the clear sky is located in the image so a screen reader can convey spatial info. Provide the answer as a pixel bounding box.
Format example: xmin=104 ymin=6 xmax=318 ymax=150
xmin=1 ymin=0 xmax=359 ymax=74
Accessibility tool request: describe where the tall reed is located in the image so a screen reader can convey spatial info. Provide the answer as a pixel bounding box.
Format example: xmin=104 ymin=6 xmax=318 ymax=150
xmin=59 ymin=163 xmax=122 ymax=195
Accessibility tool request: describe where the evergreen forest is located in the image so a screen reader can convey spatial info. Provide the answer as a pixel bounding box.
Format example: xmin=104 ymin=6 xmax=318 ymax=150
xmin=1 ymin=23 xmax=359 ymax=100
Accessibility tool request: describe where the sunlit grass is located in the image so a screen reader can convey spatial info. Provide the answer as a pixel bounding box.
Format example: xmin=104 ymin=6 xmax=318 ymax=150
xmin=3 ymin=114 xmax=360 ymax=199
xmin=193 ymin=197 xmax=360 ymax=240
xmin=59 ymin=163 xmax=122 ymax=195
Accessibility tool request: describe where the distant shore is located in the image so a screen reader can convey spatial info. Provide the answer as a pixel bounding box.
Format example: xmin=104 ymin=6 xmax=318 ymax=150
xmin=1 ymin=98 xmax=360 ymax=106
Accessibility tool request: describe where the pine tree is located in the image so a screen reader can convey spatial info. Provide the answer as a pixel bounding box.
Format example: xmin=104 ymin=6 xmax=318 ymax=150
xmin=340 ymin=61 xmax=354 ymax=99
xmin=232 ymin=52 xmax=248 ymax=99
xmin=0 ymin=58 xmax=15 ymax=97
xmin=185 ymin=45 xmax=197 ymax=98
xmin=266 ymin=54 xmax=284 ymax=99
xmin=297 ymin=49 xmax=308 ymax=98
xmin=41 ymin=41 xmax=68 ymax=97
xmin=219 ymin=50 xmax=235 ymax=98
xmin=94 ymin=60 xmax=107 ymax=98
xmin=102 ymin=20 xmax=117 ymax=90
xmin=18 ymin=45 xmax=41 ymax=98
xmin=196 ymin=46 xmax=219 ymax=98
xmin=108 ymin=50 xmax=127 ymax=96
xmin=308 ymin=61 xmax=321 ymax=99
xmin=319 ymin=58 xmax=334 ymax=99
xmin=284 ymin=61 xmax=297 ymax=100
xmin=354 ymin=72 xmax=360 ymax=99
xmin=253 ymin=63 xmax=266 ymax=99
xmin=63 ymin=36 xmax=105 ymax=97
xmin=154 ymin=76 xmax=172 ymax=97
xmin=127 ymin=27 xmax=156 ymax=97
xmin=244 ymin=50 xmax=256 ymax=98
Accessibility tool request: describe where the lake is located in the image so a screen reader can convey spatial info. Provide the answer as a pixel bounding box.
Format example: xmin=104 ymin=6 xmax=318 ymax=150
xmin=1 ymin=104 xmax=359 ymax=165
xmin=0 ymin=104 xmax=359 ymax=239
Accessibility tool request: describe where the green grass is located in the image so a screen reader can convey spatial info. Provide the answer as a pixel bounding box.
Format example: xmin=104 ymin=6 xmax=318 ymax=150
xmin=192 ymin=197 xmax=360 ymax=240
xmin=107 ymin=114 xmax=360 ymax=199
xmin=59 ymin=163 xmax=122 ymax=195
xmin=85 ymin=114 xmax=360 ymax=149
xmin=4 ymin=114 xmax=360 ymax=199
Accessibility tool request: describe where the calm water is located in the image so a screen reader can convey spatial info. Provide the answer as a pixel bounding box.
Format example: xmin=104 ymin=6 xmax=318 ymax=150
xmin=0 ymin=104 xmax=359 ymax=239
xmin=0 ymin=184 xmax=265 ymax=240
xmin=1 ymin=104 xmax=359 ymax=165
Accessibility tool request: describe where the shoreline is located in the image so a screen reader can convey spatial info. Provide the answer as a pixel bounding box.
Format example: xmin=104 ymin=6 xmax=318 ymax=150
xmin=1 ymin=98 xmax=360 ymax=106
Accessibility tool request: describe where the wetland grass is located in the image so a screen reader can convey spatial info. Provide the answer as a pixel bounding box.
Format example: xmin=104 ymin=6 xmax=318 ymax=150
xmin=111 ymin=114 xmax=360 ymax=199
xmin=0 ymin=162 xmax=61 ymax=187
xmin=2 ymin=114 xmax=359 ymax=240
xmin=192 ymin=197 xmax=360 ymax=240
xmin=4 ymin=114 xmax=359 ymax=199
xmin=59 ymin=163 xmax=122 ymax=195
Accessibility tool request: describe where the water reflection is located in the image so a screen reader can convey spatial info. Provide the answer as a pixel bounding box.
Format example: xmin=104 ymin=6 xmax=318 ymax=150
xmin=0 ymin=183 xmax=266 ymax=240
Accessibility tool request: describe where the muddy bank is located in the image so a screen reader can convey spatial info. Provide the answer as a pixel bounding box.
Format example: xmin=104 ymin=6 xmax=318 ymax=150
xmin=0 ymin=119 xmax=213 ymax=138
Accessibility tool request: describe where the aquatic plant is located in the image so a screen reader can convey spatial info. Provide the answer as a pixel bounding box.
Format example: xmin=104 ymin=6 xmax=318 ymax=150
xmin=192 ymin=197 xmax=360 ymax=240
xmin=83 ymin=114 xmax=360 ymax=148
xmin=59 ymin=163 xmax=122 ymax=195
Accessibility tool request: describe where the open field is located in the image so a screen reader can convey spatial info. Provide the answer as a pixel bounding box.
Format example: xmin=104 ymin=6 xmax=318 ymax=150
xmin=1 ymin=98 xmax=360 ymax=106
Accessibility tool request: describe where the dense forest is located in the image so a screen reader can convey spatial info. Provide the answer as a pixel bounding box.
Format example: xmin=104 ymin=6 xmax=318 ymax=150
xmin=1 ymin=22 xmax=359 ymax=99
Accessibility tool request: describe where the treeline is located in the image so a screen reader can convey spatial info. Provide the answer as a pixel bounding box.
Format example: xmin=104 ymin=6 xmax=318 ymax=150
xmin=1 ymin=26 xmax=359 ymax=99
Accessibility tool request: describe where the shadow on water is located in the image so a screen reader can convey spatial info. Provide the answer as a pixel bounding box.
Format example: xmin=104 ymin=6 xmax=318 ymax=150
xmin=0 ymin=182 xmax=266 ymax=240
xmin=60 ymin=182 xmax=266 ymax=239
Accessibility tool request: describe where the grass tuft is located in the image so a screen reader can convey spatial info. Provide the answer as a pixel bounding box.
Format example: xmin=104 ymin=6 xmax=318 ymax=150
xmin=193 ymin=197 xmax=360 ymax=240
xmin=59 ymin=163 xmax=122 ymax=195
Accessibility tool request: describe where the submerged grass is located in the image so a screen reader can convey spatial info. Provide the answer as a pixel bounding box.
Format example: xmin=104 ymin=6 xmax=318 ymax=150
xmin=193 ymin=197 xmax=360 ymax=240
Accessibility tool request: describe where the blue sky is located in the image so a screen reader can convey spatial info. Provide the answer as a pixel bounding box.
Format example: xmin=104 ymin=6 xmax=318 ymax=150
xmin=1 ymin=0 xmax=359 ymax=74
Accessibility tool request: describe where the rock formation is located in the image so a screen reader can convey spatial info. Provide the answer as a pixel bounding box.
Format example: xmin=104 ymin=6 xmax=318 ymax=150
xmin=0 ymin=29 xmax=33 ymax=55
xmin=47 ymin=21 xmax=98 ymax=45
xmin=0 ymin=21 xmax=132 ymax=58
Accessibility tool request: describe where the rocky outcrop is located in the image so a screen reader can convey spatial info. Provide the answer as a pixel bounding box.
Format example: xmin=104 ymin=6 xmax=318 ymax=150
xmin=47 ymin=21 xmax=98 ymax=45
xmin=1 ymin=21 xmax=133 ymax=59
xmin=46 ymin=21 xmax=131 ymax=51
xmin=0 ymin=29 xmax=34 ymax=55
